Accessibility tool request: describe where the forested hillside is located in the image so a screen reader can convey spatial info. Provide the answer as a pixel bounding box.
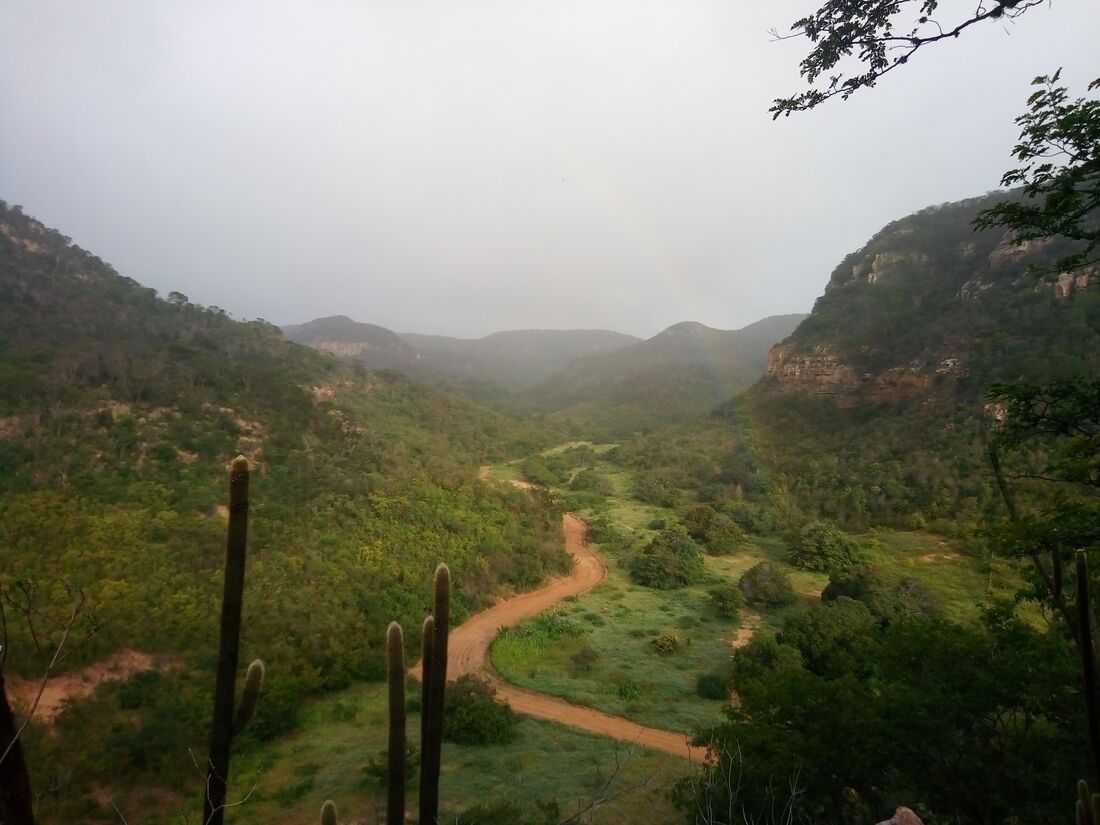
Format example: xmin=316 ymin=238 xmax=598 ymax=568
xmin=0 ymin=201 xmax=568 ymax=818
xmin=750 ymin=193 xmax=1100 ymax=528
xmin=524 ymin=315 xmax=806 ymax=437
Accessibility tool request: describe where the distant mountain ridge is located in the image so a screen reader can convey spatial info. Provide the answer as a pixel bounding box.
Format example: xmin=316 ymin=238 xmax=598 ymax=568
xmin=282 ymin=315 xmax=421 ymax=370
xmin=400 ymin=328 xmax=641 ymax=389
xmin=522 ymin=314 xmax=807 ymax=436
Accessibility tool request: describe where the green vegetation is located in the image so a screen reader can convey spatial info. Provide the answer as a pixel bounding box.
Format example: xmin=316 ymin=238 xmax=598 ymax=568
xmin=687 ymin=603 xmax=1088 ymax=824
xmin=629 ymin=527 xmax=705 ymax=589
xmin=182 ymin=682 xmax=685 ymax=825
xmin=737 ymin=562 xmax=796 ymax=609
xmin=784 ymin=521 xmax=867 ymax=572
xmin=444 ymin=675 xmax=517 ymax=746
xmin=0 ymin=202 xmax=568 ymax=818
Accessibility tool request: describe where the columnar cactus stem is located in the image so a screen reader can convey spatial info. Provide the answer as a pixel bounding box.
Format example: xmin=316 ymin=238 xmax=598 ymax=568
xmin=233 ymin=659 xmax=265 ymax=734
xmin=420 ymin=615 xmax=434 ymax=766
xmin=320 ymin=799 xmax=337 ymax=825
xmin=1078 ymin=550 xmax=1100 ymax=794
xmin=419 ymin=564 xmax=450 ymax=825
xmin=386 ymin=622 xmax=406 ymax=825
xmin=203 ymin=456 xmax=258 ymax=825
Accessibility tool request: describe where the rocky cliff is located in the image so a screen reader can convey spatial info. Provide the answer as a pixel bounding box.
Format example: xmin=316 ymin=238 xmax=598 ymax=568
xmin=762 ymin=193 xmax=1098 ymax=408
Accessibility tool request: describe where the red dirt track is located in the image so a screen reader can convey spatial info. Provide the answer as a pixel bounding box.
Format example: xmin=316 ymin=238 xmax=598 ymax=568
xmin=415 ymin=496 xmax=705 ymax=763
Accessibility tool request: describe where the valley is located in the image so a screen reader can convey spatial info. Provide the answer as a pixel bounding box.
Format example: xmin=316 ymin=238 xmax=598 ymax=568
xmin=1 ymin=184 xmax=1096 ymax=825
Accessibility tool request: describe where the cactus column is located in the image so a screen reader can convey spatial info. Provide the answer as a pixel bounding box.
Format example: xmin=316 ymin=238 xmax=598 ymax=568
xmin=203 ymin=456 xmax=260 ymax=825
xmin=418 ymin=564 xmax=450 ymax=825
xmin=386 ymin=622 xmax=406 ymax=825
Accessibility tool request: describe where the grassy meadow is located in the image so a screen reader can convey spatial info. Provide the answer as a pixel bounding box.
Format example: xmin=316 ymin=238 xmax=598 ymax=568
xmin=211 ymin=683 xmax=687 ymax=825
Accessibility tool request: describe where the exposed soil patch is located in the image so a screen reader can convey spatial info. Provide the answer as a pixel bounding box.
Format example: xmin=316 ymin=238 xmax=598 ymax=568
xmin=7 ymin=650 xmax=177 ymax=723
xmin=919 ymin=552 xmax=962 ymax=563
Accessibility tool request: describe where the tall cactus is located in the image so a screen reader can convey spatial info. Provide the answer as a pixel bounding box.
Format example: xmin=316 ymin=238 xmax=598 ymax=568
xmin=1077 ymin=550 xmax=1100 ymax=793
xmin=1079 ymin=780 xmax=1100 ymax=825
xmin=419 ymin=564 xmax=451 ymax=825
xmin=386 ymin=622 xmax=406 ymax=825
xmin=316 ymin=567 xmax=451 ymax=824
xmin=203 ymin=456 xmax=265 ymax=825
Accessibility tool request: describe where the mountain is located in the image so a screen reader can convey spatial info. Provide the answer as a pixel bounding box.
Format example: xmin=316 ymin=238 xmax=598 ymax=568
xmin=281 ymin=315 xmax=421 ymax=371
xmin=747 ymin=192 xmax=1100 ymax=527
xmin=0 ymin=200 xmax=565 ymax=817
xmin=523 ymin=314 xmax=807 ymax=436
xmin=400 ymin=328 xmax=640 ymax=389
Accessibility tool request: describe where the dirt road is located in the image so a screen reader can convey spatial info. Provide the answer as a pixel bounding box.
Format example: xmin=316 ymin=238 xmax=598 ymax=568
xmin=415 ymin=506 xmax=705 ymax=763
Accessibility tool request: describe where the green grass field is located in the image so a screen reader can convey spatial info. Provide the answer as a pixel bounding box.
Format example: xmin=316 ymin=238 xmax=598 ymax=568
xmin=212 ymin=683 xmax=688 ymax=825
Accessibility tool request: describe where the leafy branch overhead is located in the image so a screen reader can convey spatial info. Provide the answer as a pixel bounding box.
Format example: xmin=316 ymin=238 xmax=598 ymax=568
xmin=770 ymin=0 xmax=1047 ymax=118
xmin=975 ymin=72 xmax=1100 ymax=274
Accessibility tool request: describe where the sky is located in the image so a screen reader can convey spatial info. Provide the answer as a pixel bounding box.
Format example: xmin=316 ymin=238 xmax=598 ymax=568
xmin=1 ymin=2 xmax=1098 ymax=339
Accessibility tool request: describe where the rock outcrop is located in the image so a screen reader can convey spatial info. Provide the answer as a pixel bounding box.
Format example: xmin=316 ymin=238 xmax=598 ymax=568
xmin=876 ymin=807 xmax=924 ymax=825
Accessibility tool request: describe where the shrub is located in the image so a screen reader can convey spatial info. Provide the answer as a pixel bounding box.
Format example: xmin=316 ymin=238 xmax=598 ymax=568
xmin=680 ymin=504 xmax=745 ymax=555
xmin=443 ymin=675 xmax=517 ymax=745
xmin=785 ymin=521 xmax=867 ymax=572
xmin=629 ymin=526 xmax=705 ymax=589
xmin=587 ymin=516 xmax=625 ymax=547
xmin=709 ymin=584 xmax=746 ymax=619
xmin=617 ymin=680 xmax=642 ymax=700
xmin=570 ymin=644 xmax=601 ymax=671
xmin=569 ymin=468 xmax=614 ymax=495
xmin=737 ymin=562 xmax=796 ymax=608
xmin=652 ymin=632 xmax=680 ymax=656
xmin=696 ymin=671 xmax=729 ymax=700
xmin=633 ymin=472 xmax=680 ymax=507
xmin=823 ymin=565 xmax=940 ymax=620
xmin=363 ymin=743 xmax=420 ymax=785
xmin=647 ymin=518 xmax=667 ymax=530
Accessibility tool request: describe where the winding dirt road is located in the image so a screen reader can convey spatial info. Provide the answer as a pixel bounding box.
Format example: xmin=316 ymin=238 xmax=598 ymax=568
xmin=415 ymin=490 xmax=705 ymax=763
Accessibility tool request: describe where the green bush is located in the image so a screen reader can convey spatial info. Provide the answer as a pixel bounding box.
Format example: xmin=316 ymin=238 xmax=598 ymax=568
xmin=444 ymin=675 xmax=517 ymax=745
xmin=785 ymin=522 xmax=868 ymax=572
xmin=709 ymin=584 xmax=746 ymax=619
xmin=696 ymin=671 xmax=729 ymax=700
xmin=570 ymin=644 xmax=601 ymax=671
xmin=617 ymin=680 xmax=642 ymax=700
xmin=629 ymin=526 xmax=705 ymax=589
xmin=823 ymin=565 xmax=940 ymax=620
xmin=737 ymin=562 xmax=796 ymax=608
xmin=680 ymin=504 xmax=745 ymax=555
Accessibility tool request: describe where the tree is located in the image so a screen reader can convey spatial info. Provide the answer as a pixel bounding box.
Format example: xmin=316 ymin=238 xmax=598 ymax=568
xmin=629 ymin=526 xmax=705 ymax=589
xmin=770 ymin=0 xmax=1049 ymax=118
xmin=784 ymin=521 xmax=867 ymax=572
xmin=974 ymin=72 xmax=1100 ymax=274
xmin=737 ymin=561 xmax=796 ymax=608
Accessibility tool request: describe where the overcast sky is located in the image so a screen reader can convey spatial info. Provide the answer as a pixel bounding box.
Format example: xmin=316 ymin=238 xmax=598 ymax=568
xmin=1 ymin=2 xmax=1097 ymax=338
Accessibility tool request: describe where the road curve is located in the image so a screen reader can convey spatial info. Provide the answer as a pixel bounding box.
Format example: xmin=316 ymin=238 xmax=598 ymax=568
xmin=413 ymin=508 xmax=705 ymax=763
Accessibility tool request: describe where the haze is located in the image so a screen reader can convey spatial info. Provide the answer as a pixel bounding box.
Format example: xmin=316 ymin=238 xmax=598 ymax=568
xmin=2 ymin=1 xmax=1097 ymax=338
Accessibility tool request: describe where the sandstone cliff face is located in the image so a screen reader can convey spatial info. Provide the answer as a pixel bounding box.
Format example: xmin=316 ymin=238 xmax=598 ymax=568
xmin=761 ymin=193 xmax=1097 ymax=410
xmin=765 ymin=344 xmax=945 ymax=406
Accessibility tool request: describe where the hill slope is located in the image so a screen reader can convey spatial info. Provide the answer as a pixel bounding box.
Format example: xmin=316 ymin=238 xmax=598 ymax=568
xmin=524 ymin=314 xmax=806 ymax=436
xmin=400 ymin=328 xmax=640 ymax=389
xmin=281 ymin=314 xmax=422 ymax=371
xmin=749 ymin=193 xmax=1100 ymax=527
xmin=0 ymin=200 xmax=566 ymax=818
